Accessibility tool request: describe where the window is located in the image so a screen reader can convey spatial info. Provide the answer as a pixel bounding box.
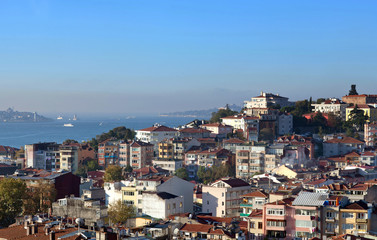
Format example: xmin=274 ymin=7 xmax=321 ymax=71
xmin=342 ymin=212 xmax=354 ymax=218
xmin=295 ymin=220 xmax=316 ymax=228
xmin=267 ymin=208 xmax=285 ymax=216
xmin=124 ymin=200 xmax=134 ymax=205
xmin=295 ymin=209 xmax=316 ymax=216
xmin=167 ymin=204 xmax=170 ymax=210
xmin=258 ymin=222 xmax=262 ymax=229
xmin=180 ymin=202 xmax=183 ymax=208
xmin=250 ymin=221 xmax=255 ymax=229
xmin=124 ymin=191 xmax=134 ymax=196
xmin=173 ymin=203 xmax=176 ymax=209
xmin=222 ymin=202 xmax=224 ymax=206
xmin=357 ymin=213 xmax=366 ymax=219
xmin=342 ymin=224 xmax=354 ymax=230
xmin=267 ymin=221 xmax=285 ymax=227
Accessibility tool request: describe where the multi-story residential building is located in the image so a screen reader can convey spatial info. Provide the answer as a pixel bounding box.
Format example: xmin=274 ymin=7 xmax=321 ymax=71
xmin=25 ymin=142 xmax=60 ymax=170
xmin=245 ymin=209 xmax=264 ymax=240
xmin=323 ymin=195 xmax=349 ymax=237
xmin=312 ymin=98 xmax=349 ymax=119
xmin=240 ymin=190 xmax=269 ymax=219
xmin=346 ymin=105 xmax=377 ymax=122
xmin=338 ymin=200 xmax=373 ymax=237
xmin=277 ymin=113 xmax=293 ymax=135
xmin=135 ymin=124 xmax=178 ymax=151
xmin=342 ymin=94 xmax=377 ymax=106
xmin=223 ymin=138 xmax=245 ymax=153
xmin=202 ymin=178 xmax=251 ymax=217
xmin=0 ymin=145 xmax=18 ymax=159
xmin=244 ymin=91 xmax=294 ymax=109
xmin=184 ymin=148 xmax=233 ymax=179
xmin=178 ymin=128 xmax=211 ymax=139
xmin=276 ymin=135 xmax=315 ymax=160
xmin=262 ymin=192 xmax=328 ymax=239
xmin=244 ymin=108 xmax=279 ymax=118
xmin=364 ymin=122 xmax=377 ymax=146
xmin=59 ymin=144 xmax=79 ymax=172
xmin=142 ymin=192 xmax=184 ymax=219
xmin=98 ymin=139 xmax=119 ymax=167
xmin=118 ymin=140 xmax=154 ymax=169
xmin=323 ymin=135 xmax=365 ymax=157
xmin=158 ymin=138 xmax=200 ymax=161
xmin=199 ymin=123 xmax=233 ymax=138
xmin=236 ymin=144 xmax=266 ymax=178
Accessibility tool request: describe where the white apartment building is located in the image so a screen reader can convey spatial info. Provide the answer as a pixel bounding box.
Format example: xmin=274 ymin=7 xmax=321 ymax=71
xmin=142 ymin=192 xmax=184 ymax=219
xmin=311 ymin=98 xmax=348 ymax=120
xmin=244 ymin=91 xmax=294 ymax=109
xmin=135 ymin=124 xmax=178 ymax=151
xmin=202 ymin=178 xmax=251 ymax=217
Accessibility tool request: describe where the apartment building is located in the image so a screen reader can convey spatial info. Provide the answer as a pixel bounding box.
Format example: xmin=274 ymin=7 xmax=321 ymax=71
xmin=244 ymin=91 xmax=294 ymax=109
xmin=240 ymin=190 xmax=269 ymax=219
xmin=59 ymin=144 xmax=79 ymax=172
xmin=199 ymin=123 xmax=233 ymax=138
xmin=25 ymin=142 xmax=60 ymax=170
xmin=118 ymin=140 xmax=153 ymax=169
xmin=202 ymin=178 xmax=251 ymax=218
xmin=312 ymin=98 xmax=348 ymax=119
xmin=184 ymin=148 xmax=233 ymax=179
xmin=364 ymin=122 xmax=377 ymax=146
xmin=98 ymin=139 xmax=119 ymax=167
xmin=135 ymin=124 xmax=178 ymax=151
xmin=236 ymin=144 xmax=266 ymax=178
xmin=323 ymin=135 xmax=365 ymax=157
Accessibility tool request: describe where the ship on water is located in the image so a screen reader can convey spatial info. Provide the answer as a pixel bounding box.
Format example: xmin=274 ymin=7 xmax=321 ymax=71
xmin=57 ymin=115 xmax=63 ymax=120
xmin=63 ymin=123 xmax=74 ymax=127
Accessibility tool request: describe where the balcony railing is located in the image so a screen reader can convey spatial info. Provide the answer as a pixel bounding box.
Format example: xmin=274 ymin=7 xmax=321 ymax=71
xmin=240 ymin=203 xmax=253 ymax=208
xmin=356 ymin=218 xmax=368 ymax=223
xmin=240 ymin=213 xmax=249 ymax=217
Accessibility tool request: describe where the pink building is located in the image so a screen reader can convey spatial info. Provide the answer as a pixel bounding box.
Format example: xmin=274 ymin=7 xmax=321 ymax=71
xmin=262 ymin=192 xmax=328 ymax=239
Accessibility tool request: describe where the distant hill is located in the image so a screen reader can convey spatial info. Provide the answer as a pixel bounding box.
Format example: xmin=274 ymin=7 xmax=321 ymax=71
xmin=0 ymin=108 xmax=52 ymax=123
xmin=160 ymin=104 xmax=242 ymax=118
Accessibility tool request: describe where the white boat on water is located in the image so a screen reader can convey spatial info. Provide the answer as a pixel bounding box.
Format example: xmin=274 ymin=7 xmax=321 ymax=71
xmin=63 ymin=123 xmax=74 ymax=127
xmin=57 ymin=116 xmax=63 ymax=120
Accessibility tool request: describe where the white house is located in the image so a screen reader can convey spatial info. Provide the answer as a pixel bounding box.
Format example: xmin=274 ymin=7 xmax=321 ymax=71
xmin=135 ymin=124 xmax=178 ymax=151
xmin=142 ymin=192 xmax=184 ymax=219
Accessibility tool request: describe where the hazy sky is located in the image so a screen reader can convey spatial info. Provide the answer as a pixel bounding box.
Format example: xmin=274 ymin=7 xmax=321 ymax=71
xmin=1 ymin=0 xmax=376 ymax=116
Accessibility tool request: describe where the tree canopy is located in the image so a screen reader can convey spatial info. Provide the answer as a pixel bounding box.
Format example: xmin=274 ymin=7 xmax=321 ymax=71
xmin=108 ymin=200 xmax=136 ymax=225
xmin=88 ymin=126 xmax=135 ymax=150
xmin=210 ymin=105 xmax=238 ymax=123
xmin=347 ymin=105 xmax=368 ymax=131
xmin=197 ymin=164 xmax=234 ymax=184
xmin=24 ymin=180 xmax=56 ymax=215
xmin=104 ymin=165 xmax=123 ymax=182
xmin=0 ymin=178 xmax=27 ymax=227
xmin=175 ymin=167 xmax=189 ymax=180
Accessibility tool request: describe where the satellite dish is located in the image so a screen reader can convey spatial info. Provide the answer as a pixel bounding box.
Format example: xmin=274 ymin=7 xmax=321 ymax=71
xmin=75 ymin=218 xmax=82 ymax=225
xmin=173 ymin=228 xmax=179 ymax=235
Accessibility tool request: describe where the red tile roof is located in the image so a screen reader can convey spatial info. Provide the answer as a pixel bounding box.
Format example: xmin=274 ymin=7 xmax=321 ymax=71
xmin=241 ymin=190 xmax=268 ymax=198
xmin=0 ymin=224 xmax=77 ymax=240
xmin=223 ymin=138 xmax=245 ymax=144
xmin=325 ymin=136 xmax=364 ymax=144
xmin=138 ymin=125 xmax=177 ymax=132
xmin=179 ymin=128 xmax=211 ymax=133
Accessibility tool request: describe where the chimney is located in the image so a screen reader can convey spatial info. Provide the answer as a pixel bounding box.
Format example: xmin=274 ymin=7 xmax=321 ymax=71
xmin=50 ymin=231 xmax=56 ymax=240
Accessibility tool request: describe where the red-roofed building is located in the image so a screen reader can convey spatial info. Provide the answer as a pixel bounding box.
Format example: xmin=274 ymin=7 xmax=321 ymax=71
xmin=240 ymin=190 xmax=269 ymax=219
xmin=118 ymin=140 xmax=154 ymax=169
xmin=199 ymin=123 xmax=233 ymax=138
xmin=323 ymin=135 xmax=365 ymax=157
xmin=178 ymin=127 xmax=211 ymax=139
xmin=135 ymin=124 xmax=178 ymax=151
xmin=202 ymin=178 xmax=251 ymax=217
xmin=311 ymin=98 xmax=348 ymax=120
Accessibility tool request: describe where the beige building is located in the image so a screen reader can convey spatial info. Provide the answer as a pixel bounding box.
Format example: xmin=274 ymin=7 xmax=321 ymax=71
xmin=244 ymin=91 xmax=294 ymax=109
xmin=202 ymin=178 xmax=251 ymax=217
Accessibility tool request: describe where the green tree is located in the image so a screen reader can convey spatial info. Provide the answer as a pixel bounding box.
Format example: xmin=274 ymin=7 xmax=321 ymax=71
xmin=124 ymin=164 xmax=133 ymax=173
xmin=104 ymin=165 xmax=123 ymax=182
xmin=108 ymin=200 xmax=136 ymax=225
xmin=210 ymin=105 xmax=238 ymax=123
xmin=348 ymin=105 xmax=369 ymax=131
xmin=312 ymin=112 xmax=327 ymax=127
xmin=87 ymin=159 xmax=99 ymax=171
xmin=0 ymin=178 xmax=27 ymax=227
xmin=316 ymin=98 xmax=326 ymax=104
xmin=24 ymin=180 xmax=56 ymax=215
xmin=348 ymin=84 xmax=358 ymax=95
xmin=175 ymin=168 xmax=189 ymax=180
xmin=74 ymin=166 xmax=87 ymax=178
xmin=88 ymin=126 xmax=136 ymax=151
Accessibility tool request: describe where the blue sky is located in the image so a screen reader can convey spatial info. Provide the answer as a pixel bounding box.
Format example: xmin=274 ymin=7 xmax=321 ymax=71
xmin=0 ymin=0 xmax=376 ymax=115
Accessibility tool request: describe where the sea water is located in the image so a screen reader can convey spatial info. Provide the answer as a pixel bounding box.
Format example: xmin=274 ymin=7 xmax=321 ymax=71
xmin=0 ymin=116 xmax=199 ymax=148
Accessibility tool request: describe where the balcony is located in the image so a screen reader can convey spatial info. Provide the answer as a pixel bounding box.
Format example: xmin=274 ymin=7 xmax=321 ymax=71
xmin=240 ymin=213 xmax=249 ymax=217
xmin=240 ymin=203 xmax=253 ymax=208
xmin=325 ymin=217 xmax=335 ymax=222
xmin=356 ymin=218 xmax=368 ymax=223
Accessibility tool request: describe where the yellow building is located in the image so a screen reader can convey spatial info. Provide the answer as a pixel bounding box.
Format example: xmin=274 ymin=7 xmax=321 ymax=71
xmin=339 ymin=201 xmax=370 ymax=236
xmin=121 ymin=186 xmax=138 ymax=209
xmin=346 ymin=105 xmax=377 ymax=122
xmin=158 ymin=142 xmax=174 ymax=161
